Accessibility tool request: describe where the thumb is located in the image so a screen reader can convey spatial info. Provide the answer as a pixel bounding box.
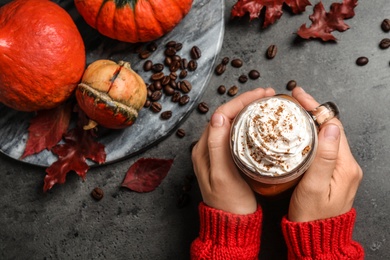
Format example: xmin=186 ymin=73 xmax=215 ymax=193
xmin=207 ymin=112 xmax=237 ymax=177
xmin=301 ymin=123 xmax=341 ymax=191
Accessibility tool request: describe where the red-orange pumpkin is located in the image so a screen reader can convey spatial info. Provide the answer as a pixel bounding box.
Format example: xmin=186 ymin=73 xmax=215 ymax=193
xmin=74 ymin=0 xmax=193 ymax=43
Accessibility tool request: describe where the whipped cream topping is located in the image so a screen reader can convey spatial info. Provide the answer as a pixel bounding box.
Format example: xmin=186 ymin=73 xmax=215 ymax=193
xmin=231 ymin=97 xmax=313 ymax=176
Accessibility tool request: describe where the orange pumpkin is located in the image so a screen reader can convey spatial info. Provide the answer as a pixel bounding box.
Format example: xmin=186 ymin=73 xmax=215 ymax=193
xmin=0 ymin=0 xmax=86 ymax=112
xmin=74 ymin=0 xmax=193 ymax=43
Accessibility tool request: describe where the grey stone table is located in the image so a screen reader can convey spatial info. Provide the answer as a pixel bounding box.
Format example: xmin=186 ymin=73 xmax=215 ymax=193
xmin=1 ymin=0 xmax=389 ymax=259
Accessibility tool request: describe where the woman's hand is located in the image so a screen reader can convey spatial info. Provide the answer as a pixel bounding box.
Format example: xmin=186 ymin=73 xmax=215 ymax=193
xmin=192 ymin=87 xmax=275 ymax=215
xmin=288 ymin=87 xmax=363 ymax=222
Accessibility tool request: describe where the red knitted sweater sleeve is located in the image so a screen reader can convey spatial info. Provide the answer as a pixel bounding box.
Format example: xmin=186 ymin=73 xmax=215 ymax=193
xmin=190 ymin=202 xmax=262 ymax=260
xmin=281 ymin=208 xmax=364 ymax=259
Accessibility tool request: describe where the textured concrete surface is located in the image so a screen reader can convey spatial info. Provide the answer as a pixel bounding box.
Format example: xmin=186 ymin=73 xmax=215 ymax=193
xmin=1 ymin=0 xmax=389 ymax=259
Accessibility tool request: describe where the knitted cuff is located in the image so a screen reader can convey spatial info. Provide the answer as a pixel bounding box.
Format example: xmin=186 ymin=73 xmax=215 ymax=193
xmin=198 ymin=202 xmax=262 ymax=249
xmin=281 ymin=208 xmax=364 ymax=259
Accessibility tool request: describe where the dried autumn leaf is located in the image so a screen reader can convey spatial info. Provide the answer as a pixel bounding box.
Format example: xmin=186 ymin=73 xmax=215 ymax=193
xmin=121 ymin=158 xmax=174 ymax=193
xmin=43 ymin=111 xmax=106 ymax=191
xmin=231 ymin=0 xmax=312 ymax=28
xmin=297 ymin=0 xmax=358 ymax=41
xmin=21 ymin=102 xmax=72 ymax=159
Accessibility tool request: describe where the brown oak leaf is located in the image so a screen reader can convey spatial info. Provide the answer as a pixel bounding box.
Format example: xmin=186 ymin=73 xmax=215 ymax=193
xmin=297 ymin=0 xmax=358 ymax=41
xmin=121 ymin=158 xmax=174 ymax=193
xmin=43 ymin=111 xmax=106 ymax=192
xmin=231 ymin=0 xmax=312 ymax=28
xmin=21 ymin=102 xmax=72 ymax=159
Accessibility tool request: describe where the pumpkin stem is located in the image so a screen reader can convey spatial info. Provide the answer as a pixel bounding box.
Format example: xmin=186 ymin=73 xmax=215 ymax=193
xmin=83 ymin=119 xmax=99 ymax=130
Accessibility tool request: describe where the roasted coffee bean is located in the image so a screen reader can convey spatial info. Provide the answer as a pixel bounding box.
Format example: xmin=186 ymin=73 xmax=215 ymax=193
xmin=176 ymin=128 xmax=186 ymax=138
xmin=188 ymin=60 xmax=197 ymax=71
xmin=150 ymin=102 xmax=162 ymax=113
xmin=381 ymin=19 xmax=390 ymax=32
xmin=165 ymin=47 xmax=176 ymax=56
xmin=172 ymin=55 xmax=181 ymax=62
xmin=179 ymin=80 xmax=192 ymax=93
xmin=163 ymin=85 xmax=175 ymax=96
xmin=231 ymin=58 xmax=243 ymax=68
xmin=356 ymin=56 xmax=369 ymax=66
xmin=286 ymin=80 xmax=297 ymax=91
xmin=228 ymin=85 xmax=239 ymax=96
xmin=221 ymin=57 xmax=230 ymax=65
xmin=180 ymin=58 xmax=188 ymax=70
xmin=146 ymin=41 xmax=158 ymax=52
xmin=248 ymin=70 xmax=260 ymax=79
xmin=217 ymin=85 xmax=226 ymax=94
xmin=171 ymin=91 xmax=181 ymax=102
xmin=174 ymin=42 xmax=183 ymax=51
xmin=169 ymin=72 xmax=178 ymax=81
xmin=147 ymin=88 xmax=153 ymax=98
xmin=197 ymin=102 xmax=209 ymax=114
xmin=161 ymin=75 xmax=171 ymax=86
xmin=169 ymin=60 xmax=181 ymax=72
xmin=160 ymin=110 xmax=172 ymax=120
xmin=153 ymin=80 xmax=162 ymax=90
xmin=215 ymin=63 xmax=226 ymax=75
xmin=152 ymin=63 xmax=164 ymax=72
xmin=164 ymin=56 xmax=172 ymax=66
xmin=190 ymin=46 xmax=201 ymax=60
xmin=379 ymin=38 xmax=390 ymax=49
xmin=91 ymin=187 xmax=104 ymax=201
xmin=266 ymin=44 xmax=277 ymax=59
xmin=143 ymin=60 xmax=153 ymax=71
xmin=179 ymin=70 xmax=188 ymax=79
xmin=151 ymin=72 xmax=165 ymax=81
xmin=144 ymin=100 xmax=151 ymax=108
xmin=238 ymin=74 xmax=248 ymax=83
xmin=179 ymin=95 xmax=190 ymax=105
xmin=150 ymin=90 xmax=162 ymax=101
xmin=139 ymin=50 xmax=151 ymax=59
xmin=166 ymin=40 xmax=177 ymax=48
xmin=170 ymin=79 xmax=178 ymax=89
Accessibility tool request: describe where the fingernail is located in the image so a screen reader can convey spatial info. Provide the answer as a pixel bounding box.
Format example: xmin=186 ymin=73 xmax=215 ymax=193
xmin=324 ymin=124 xmax=340 ymax=141
xmin=211 ymin=113 xmax=224 ymax=127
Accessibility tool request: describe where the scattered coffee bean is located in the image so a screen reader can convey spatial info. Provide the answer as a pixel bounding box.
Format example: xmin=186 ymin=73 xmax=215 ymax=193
xmin=215 ymin=63 xmax=226 ymax=75
xmin=266 ymin=44 xmax=277 ymax=59
xmin=143 ymin=60 xmax=153 ymax=71
xmin=163 ymin=85 xmax=175 ymax=96
xmin=217 ymin=85 xmax=226 ymax=94
xmin=238 ymin=74 xmax=248 ymax=83
xmin=146 ymin=41 xmax=158 ymax=52
xmin=179 ymin=95 xmax=190 ymax=105
xmin=248 ymin=70 xmax=260 ymax=79
xmin=166 ymin=40 xmax=176 ymax=48
xmin=179 ymin=80 xmax=192 ymax=93
xmin=152 ymin=63 xmax=164 ymax=72
xmin=174 ymin=42 xmax=183 ymax=51
xmin=228 ymin=85 xmax=239 ymax=96
xmin=190 ymin=46 xmax=201 ymax=60
xmin=169 ymin=60 xmax=181 ymax=72
xmin=171 ymin=91 xmax=181 ymax=102
xmin=197 ymin=102 xmax=209 ymax=114
xmin=379 ymin=38 xmax=390 ymax=49
xmin=169 ymin=72 xmax=178 ymax=81
xmin=165 ymin=47 xmax=176 ymax=56
xmin=176 ymin=128 xmax=186 ymax=138
xmin=221 ymin=57 xmax=230 ymax=65
xmin=188 ymin=60 xmax=198 ymax=71
xmin=153 ymin=80 xmax=162 ymax=90
xmin=160 ymin=110 xmax=172 ymax=120
xmin=150 ymin=90 xmax=162 ymax=101
xmin=231 ymin=58 xmax=243 ymax=68
xmin=381 ymin=19 xmax=390 ymax=32
xmin=151 ymin=72 xmax=165 ymax=81
xmin=91 ymin=187 xmax=104 ymax=201
xmin=161 ymin=75 xmax=171 ymax=86
xmin=150 ymin=102 xmax=162 ymax=113
xmin=139 ymin=50 xmax=151 ymax=59
xmin=356 ymin=56 xmax=369 ymax=66
xmin=180 ymin=58 xmax=188 ymax=70
xmin=286 ymin=80 xmax=297 ymax=91
xmin=144 ymin=100 xmax=151 ymax=108
xmin=164 ymin=56 xmax=172 ymax=66
xmin=179 ymin=69 xmax=188 ymax=79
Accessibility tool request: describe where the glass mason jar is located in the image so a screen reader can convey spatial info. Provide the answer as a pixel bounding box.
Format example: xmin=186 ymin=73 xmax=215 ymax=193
xmin=230 ymin=94 xmax=339 ymax=196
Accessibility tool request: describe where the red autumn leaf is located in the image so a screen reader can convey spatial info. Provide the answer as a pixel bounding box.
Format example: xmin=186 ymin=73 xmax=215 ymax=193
xmin=121 ymin=158 xmax=174 ymax=193
xmin=297 ymin=0 xmax=358 ymax=41
xmin=43 ymin=112 xmax=106 ymax=191
xmin=21 ymin=102 xmax=72 ymax=159
xmin=231 ymin=0 xmax=312 ymax=28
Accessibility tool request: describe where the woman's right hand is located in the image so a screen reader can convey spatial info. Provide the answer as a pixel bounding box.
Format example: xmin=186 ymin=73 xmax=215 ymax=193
xmin=288 ymin=87 xmax=363 ymax=222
